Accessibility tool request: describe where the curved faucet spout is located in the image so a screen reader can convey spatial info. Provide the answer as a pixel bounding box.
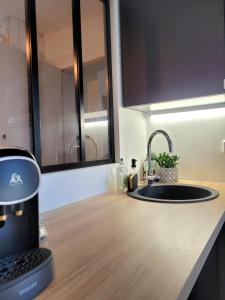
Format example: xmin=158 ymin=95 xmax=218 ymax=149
xmin=147 ymin=130 xmax=174 ymax=175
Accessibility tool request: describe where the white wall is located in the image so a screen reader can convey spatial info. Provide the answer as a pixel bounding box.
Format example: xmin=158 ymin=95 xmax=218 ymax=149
xmin=39 ymin=164 xmax=114 ymax=212
xmin=147 ymin=108 xmax=225 ymax=182
xmin=119 ymin=108 xmax=147 ymax=175
xmin=44 ymin=10 xmax=105 ymax=69
xmin=44 ymin=27 xmax=73 ymax=69
xmin=81 ymin=10 xmax=105 ymax=63
xmin=110 ymin=0 xmax=147 ymax=175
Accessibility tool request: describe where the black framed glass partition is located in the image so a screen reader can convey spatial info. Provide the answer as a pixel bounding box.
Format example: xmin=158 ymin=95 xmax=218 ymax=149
xmin=0 ymin=0 xmax=114 ymax=173
xmin=80 ymin=0 xmax=112 ymax=161
xmin=0 ymin=0 xmax=33 ymax=151
xmin=35 ymin=0 xmax=81 ymax=167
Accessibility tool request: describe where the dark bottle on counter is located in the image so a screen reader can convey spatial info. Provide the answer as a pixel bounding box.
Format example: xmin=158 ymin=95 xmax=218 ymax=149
xmin=127 ymin=159 xmax=138 ymax=192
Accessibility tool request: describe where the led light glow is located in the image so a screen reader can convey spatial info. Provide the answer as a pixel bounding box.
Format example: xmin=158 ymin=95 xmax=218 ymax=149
xmin=150 ymin=108 xmax=225 ymax=123
xmin=84 ymin=120 xmax=108 ymax=127
xmin=149 ymin=94 xmax=225 ymax=111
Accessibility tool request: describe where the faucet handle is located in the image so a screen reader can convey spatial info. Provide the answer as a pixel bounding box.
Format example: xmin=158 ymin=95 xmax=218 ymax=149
xmin=147 ymin=165 xmax=156 ymax=176
xmin=146 ymin=175 xmax=160 ymax=185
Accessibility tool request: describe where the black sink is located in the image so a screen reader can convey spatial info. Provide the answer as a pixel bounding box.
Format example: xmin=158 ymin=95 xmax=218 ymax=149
xmin=128 ymin=184 xmax=219 ymax=203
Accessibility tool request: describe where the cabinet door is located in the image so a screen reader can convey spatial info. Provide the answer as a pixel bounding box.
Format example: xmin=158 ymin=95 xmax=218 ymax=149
xmin=188 ymin=224 xmax=225 ymax=300
xmin=120 ymin=0 xmax=225 ymax=107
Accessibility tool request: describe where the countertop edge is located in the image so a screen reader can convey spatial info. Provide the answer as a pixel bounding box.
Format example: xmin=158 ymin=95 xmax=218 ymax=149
xmin=178 ymin=211 xmax=225 ymax=300
xmin=40 ymin=181 xmax=225 ymax=300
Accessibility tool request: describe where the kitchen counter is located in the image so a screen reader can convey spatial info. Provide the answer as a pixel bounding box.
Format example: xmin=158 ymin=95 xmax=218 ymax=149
xmin=37 ymin=181 xmax=225 ymax=300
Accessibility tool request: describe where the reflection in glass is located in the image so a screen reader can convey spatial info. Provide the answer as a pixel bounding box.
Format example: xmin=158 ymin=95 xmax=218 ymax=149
xmin=0 ymin=0 xmax=32 ymax=150
xmin=36 ymin=0 xmax=80 ymax=166
xmin=80 ymin=0 xmax=110 ymax=161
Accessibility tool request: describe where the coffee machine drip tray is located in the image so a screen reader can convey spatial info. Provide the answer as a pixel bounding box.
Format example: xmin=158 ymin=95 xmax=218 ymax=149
xmin=0 ymin=248 xmax=54 ymax=299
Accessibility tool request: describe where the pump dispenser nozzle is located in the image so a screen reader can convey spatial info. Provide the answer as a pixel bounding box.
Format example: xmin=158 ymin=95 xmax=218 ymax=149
xmin=131 ymin=159 xmax=137 ymax=169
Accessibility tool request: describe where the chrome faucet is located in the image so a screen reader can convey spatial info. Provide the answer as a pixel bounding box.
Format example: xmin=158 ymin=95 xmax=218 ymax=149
xmin=147 ymin=130 xmax=174 ymax=175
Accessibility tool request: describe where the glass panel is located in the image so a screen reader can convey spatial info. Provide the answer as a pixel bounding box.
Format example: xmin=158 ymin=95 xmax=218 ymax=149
xmin=80 ymin=0 xmax=111 ymax=161
xmin=0 ymin=0 xmax=32 ymax=150
xmin=36 ymin=0 xmax=80 ymax=166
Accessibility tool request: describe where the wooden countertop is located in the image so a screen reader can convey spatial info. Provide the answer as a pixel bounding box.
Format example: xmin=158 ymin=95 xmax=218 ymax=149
xmin=37 ymin=181 xmax=225 ymax=300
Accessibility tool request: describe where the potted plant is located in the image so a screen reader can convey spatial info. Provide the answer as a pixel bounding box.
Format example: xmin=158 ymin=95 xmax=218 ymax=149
xmin=154 ymin=152 xmax=180 ymax=183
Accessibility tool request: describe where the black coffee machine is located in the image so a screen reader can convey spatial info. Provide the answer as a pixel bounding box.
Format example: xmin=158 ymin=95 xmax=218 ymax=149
xmin=0 ymin=147 xmax=54 ymax=299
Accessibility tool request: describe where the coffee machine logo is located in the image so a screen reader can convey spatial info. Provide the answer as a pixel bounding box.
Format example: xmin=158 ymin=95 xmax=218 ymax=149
xmin=10 ymin=173 xmax=23 ymax=186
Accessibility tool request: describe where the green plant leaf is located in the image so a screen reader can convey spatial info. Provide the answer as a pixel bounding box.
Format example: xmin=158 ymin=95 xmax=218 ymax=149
xmin=154 ymin=152 xmax=180 ymax=168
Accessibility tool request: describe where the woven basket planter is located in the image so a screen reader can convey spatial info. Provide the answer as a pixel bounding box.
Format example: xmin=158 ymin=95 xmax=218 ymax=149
xmin=158 ymin=167 xmax=178 ymax=183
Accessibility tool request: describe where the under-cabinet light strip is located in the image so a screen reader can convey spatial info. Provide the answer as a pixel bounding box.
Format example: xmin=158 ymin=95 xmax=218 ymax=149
xmin=84 ymin=120 xmax=108 ymax=127
xmin=150 ymin=108 xmax=225 ymax=123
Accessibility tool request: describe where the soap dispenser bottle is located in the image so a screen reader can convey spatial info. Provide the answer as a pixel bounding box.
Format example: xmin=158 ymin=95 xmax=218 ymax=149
xmin=127 ymin=159 xmax=138 ymax=192
xmin=116 ymin=158 xmax=128 ymax=191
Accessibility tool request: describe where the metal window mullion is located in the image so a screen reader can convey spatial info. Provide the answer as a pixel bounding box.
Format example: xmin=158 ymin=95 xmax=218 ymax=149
xmin=72 ymin=0 xmax=86 ymax=162
xmin=104 ymin=0 xmax=115 ymax=162
xmin=25 ymin=0 xmax=42 ymax=166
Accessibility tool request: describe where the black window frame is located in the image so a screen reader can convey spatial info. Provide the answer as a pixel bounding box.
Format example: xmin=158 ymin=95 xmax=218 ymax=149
xmin=25 ymin=0 xmax=115 ymax=173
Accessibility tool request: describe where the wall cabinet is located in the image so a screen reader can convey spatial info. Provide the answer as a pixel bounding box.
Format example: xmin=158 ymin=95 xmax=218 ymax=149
xmin=120 ymin=0 xmax=225 ymax=107
xmin=188 ymin=223 xmax=225 ymax=300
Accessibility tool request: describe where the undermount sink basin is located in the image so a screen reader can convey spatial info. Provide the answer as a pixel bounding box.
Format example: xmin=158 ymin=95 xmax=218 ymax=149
xmin=128 ymin=184 xmax=219 ymax=203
